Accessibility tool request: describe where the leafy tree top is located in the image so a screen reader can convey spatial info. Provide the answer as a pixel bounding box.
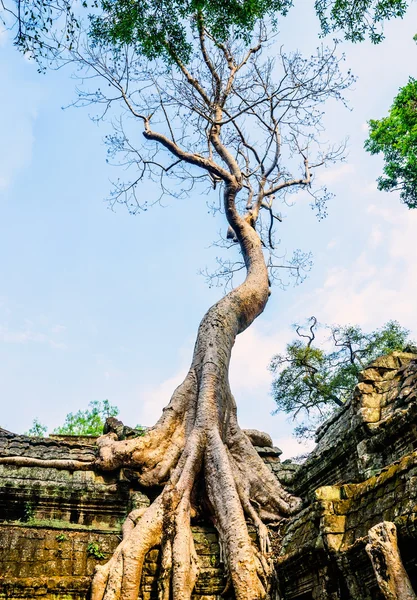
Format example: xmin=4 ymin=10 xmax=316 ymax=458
xmin=24 ymin=400 xmax=145 ymax=437
xmin=1 ymin=0 xmax=413 ymax=66
xmin=365 ymin=77 xmax=417 ymax=208
xmin=24 ymin=418 xmax=48 ymax=437
xmin=52 ymin=399 xmax=119 ymax=436
xmin=269 ymin=318 xmax=413 ymax=439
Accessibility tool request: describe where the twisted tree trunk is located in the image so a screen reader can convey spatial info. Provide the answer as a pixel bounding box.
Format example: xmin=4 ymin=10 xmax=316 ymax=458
xmin=92 ymin=183 xmax=302 ymax=600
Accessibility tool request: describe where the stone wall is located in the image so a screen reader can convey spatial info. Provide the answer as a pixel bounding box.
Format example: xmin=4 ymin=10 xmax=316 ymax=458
xmin=0 ymin=522 xmax=224 ymax=600
xmin=275 ymin=352 xmax=417 ymax=599
xmin=1 ymin=351 xmax=417 ymax=599
xmin=0 ymin=445 xmax=227 ymax=600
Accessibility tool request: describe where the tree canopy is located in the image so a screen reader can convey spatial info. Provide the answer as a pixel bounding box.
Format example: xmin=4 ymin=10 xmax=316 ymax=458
xmin=1 ymin=0 xmax=413 ymax=66
xmin=269 ymin=318 xmax=413 ymax=439
xmin=315 ymin=0 xmax=409 ymax=44
xmin=365 ymin=77 xmax=417 ymax=208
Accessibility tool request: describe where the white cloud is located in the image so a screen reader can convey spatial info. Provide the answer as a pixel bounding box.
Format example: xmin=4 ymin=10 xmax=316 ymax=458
xmin=0 ymin=326 xmax=67 ymax=349
xmin=51 ymin=324 xmax=66 ymax=334
xmin=137 ymin=368 xmax=188 ymax=427
xmin=365 ymin=180 xmax=378 ymax=194
xmin=302 ymin=203 xmax=417 ymax=332
xmin=369 ymin=225 xmax=383 ymax=248
xmin=274 ymin=436 xmax=316 ymax=461
xmin=230 ymin=326 xmax=287 ymax=396
xmin=316 ymin=163 xmax=355 ymax=185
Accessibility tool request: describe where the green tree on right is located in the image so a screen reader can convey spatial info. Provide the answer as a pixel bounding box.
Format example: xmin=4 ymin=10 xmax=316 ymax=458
xmin=269 ymin=318 xmax=415 ymax=440
xmin=365 ymin=77 xmax=417 ymax=208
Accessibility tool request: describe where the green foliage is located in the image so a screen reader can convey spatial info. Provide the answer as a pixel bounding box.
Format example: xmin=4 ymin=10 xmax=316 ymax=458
xmin=52 ymin=399 xmax=119 ymax=436
xmin=133 ymin=425 xmax=146 ymax=436
xmin=89 ymin=0 xmax=291 ymax=63
xmin=25 ymin=418 xmax=48 ymax=437
xmin=87 ymin=541 xmax=106 ymax=559
xmin=56 ymin=533 xmax=68 ymax=542
xmin=269 ymin=318 xmax=413 ymax=439
xmin=365 ymin=78 xmax=417 ymax=208
xmin=315 ymin=0 xmax=409 ymax=44
xmin=4 ymin=0 xmax=412 ymax=70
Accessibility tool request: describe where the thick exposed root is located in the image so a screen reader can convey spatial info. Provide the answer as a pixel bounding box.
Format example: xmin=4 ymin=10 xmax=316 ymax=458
xmin=96 ymin=370 xmax=198 ymax=486
xmin=91 ymin=498 xmax=164 ymax=600
xmin=0 ymin=456 xmax=94 ymax=470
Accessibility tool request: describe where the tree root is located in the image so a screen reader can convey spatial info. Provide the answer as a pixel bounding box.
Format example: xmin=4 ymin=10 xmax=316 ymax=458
xmin=366 ymin=521 xmax=417 ymax=600
xmin=0 ymin=456 xmax=94 ymax=470
xmin=92 ymin=380 xmax=301 ymax=600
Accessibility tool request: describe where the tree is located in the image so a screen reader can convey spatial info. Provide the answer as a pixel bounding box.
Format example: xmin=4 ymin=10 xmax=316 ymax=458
xmin=52 ymin=400 xmax=120 ymax=436
xmin=25 ymin=418 xmax=48 ymax=437
xmin=0 ymin=4 xmax=362 ymax=600
xmin=269 ymin=317 xmax=413 ymax=439
xmin=365 ymin=77 xmax=417 ymax=208
xmin=24 ymin=400 xmax=124 ymax=437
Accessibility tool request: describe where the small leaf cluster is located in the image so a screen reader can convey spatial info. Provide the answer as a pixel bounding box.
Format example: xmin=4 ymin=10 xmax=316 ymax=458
xmin=315 ymin=0 xmax=409 ymax=44
xmin=24 ymin=418 xmax=48 ymax=437
xmin=269 ymin=318 xmax=413 ymax=439
xmin=365 ymin=77 xmax=417 ymax=208
xmin=87 ymin=541 xmax=106 ymax=559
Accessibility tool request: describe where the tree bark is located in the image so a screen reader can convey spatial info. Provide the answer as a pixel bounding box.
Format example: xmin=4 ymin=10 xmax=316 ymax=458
xmin=366 ymin=522 xmax=417 ymax=600
xmin=92 ymin=183 xmax=302 ymax=600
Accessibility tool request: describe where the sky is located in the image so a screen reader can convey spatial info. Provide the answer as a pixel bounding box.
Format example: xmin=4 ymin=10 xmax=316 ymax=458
xmin=0 ymin=2 xmax=416 ymax=459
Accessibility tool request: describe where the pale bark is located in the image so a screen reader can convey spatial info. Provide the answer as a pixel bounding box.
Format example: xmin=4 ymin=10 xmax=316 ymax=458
xmin=366 ymin=522 xmax=417 ymax=600
xmin=0 ymin=456 xmax=94 ymax=470
xmin=92 ymin=183 xmax=302 ymax=600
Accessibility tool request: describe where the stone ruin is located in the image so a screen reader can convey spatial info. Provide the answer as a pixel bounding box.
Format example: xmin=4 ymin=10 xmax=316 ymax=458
xmin=1 ymin=351 xmax=417 ymax=599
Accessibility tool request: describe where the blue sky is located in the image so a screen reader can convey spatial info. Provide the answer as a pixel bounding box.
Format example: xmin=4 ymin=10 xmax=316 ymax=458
xmin=0 ymin=3 xmax=417 ymax=458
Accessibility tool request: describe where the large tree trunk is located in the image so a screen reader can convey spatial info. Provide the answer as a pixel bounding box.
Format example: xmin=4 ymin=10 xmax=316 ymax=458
xmin=92 ymin=183 xmax=302 ymax=600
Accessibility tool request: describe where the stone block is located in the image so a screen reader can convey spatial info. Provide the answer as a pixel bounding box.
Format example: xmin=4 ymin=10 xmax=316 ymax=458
xmin=361 ymin=394 xmax=381 ymax=409
xmin=332 ymin=499 xmax=353 ymax=515
xmin=325 ymin=533 xmax=343 ymax=552
xmin=372 ymin=355 xmax=401 ymax=370
xmin=356 ymin=382 xmax=376 ymax=395
xmin=72 ymin=551 xmax=87 ymax=576
xmin=322 ymin=514 xmax=346 ymax=534
xmin=315 ymin=486 xmax=341 ymax=501
xmin=358 ymin=407 xmax=381 ymax=423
